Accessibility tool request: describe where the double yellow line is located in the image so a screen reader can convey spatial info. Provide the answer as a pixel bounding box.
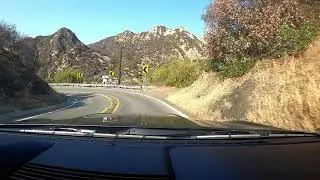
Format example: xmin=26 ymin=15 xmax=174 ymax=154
xmin=98 ymin=94 xmax=120 ymax=113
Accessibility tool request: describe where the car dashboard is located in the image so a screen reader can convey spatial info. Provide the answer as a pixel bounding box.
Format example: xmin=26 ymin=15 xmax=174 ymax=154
xmin=0 ymin=131 xmax=319 ymax=180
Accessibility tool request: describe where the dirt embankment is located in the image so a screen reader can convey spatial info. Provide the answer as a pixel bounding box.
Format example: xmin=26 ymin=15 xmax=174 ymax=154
xmin=0 ymin=48 xmax=64 ymax=113
xmin=167 ymin=37 xmax=320 ymax=132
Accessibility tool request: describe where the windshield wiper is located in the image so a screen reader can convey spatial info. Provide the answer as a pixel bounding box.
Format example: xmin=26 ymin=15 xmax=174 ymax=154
xmin=0 ymin=126 xmax=96 ymax=136
xmin=0 ymin=125 xmax=317 ymax=139
xmin=49 ymin=127 xmax=95 ymax=134
xmin=21 ymin=128 xmax=96 ymax=136
xmin=123 ymin=127 xmax=317 ymax=139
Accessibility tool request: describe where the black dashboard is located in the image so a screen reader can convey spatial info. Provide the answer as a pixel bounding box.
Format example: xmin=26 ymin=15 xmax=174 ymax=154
xmin=0 ymin=131 xmax=319 ymax=180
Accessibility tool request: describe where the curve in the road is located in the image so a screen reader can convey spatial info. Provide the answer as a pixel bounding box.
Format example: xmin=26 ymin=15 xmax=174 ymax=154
xmin=97 ymin=94 xmax=113 ymax=113
xmin=112 ymin=95 xmax=120 ymax=113
xmin=14 ymin=87 xmax=189 ymax=122
xmin=97 ymin=94 xmax=120 ymax=114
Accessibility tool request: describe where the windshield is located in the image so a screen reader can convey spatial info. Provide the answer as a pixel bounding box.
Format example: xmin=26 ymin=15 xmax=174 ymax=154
xmin=0 ymin=0 xmax=319 ymax=134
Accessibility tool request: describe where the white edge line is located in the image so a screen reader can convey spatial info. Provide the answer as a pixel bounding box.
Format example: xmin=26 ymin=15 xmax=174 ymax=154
xmin=141 ymin=94 xmax=189 ymax=119
xmin=116 ymin=90 xmax=189 ymax=120
xmin=15 ymin=98 xmax=78 ymax=122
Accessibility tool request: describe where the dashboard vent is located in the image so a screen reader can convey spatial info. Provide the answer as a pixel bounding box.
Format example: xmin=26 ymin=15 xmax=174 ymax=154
xmin=10 ymin=163 xmax=168 ymax=180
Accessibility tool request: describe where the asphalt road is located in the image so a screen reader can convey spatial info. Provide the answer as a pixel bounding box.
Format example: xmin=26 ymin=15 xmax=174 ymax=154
xmin=8 ymin=87 xmax=281 ymax=130
xmin=16 ymin=87 xmax=188 ymax=121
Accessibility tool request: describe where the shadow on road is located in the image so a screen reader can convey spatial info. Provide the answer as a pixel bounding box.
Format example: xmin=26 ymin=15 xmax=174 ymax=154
xmin=64 ymin=93 xmax=96 ymax=110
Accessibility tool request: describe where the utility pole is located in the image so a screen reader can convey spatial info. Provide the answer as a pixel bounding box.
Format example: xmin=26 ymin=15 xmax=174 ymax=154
xmin=118 ymin=45 xmax=123 ymax=85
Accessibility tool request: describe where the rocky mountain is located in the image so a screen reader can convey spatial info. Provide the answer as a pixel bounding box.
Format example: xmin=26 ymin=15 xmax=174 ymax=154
xmin=18 ymin=28 xmax=111 ymax=80
xmin=89 ymin=25 xmax=205 ymax=79
xmin=17 ymin=26 xmax=205 ymax=83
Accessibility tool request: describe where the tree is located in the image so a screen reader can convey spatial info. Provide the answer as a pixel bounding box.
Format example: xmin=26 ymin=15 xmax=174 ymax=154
xmin=203 ymin=0 xmax=315 ymax=63
xmin=0 ymin=21 xmax=21 ymax=48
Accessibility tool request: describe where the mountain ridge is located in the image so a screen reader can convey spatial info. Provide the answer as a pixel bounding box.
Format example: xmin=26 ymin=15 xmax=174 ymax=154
xmin=17 ymin=25 xmax=205 ymax=83
xmin=94 ymin=25 xmax=203 ymax=42
xmin=89 ymin=25 xmax=205 ymax=81
xmin=18 ymin=27 xmax=110 ymax=81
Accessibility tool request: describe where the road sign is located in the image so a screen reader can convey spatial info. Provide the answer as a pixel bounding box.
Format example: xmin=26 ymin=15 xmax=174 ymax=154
xmin=109 ymin=71 xmax=116 ymax=77
xmin=142 ymin=65 xmax=149 ymax=74
xmin=77 ymin=72 xmax=83 ymax=78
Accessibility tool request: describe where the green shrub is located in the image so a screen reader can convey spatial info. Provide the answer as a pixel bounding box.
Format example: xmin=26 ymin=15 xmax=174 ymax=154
xmin=210 ymin=61 xmax=225 ymax=72
xmin=198 ymin=59 xmax=215 ymax=72
xmin=51 ymin=68 xmax=83 ymax=83
xmin=279 ymin=21 xmax=317 ymax=55
xmin=150 ymin=60 xmax=201 ymax=88
xmin=217 ymin=58 xmax=256 ymax=78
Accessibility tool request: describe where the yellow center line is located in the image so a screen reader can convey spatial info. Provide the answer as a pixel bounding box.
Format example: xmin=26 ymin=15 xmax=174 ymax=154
xmin=97 ymin=94 xmax=113 ymax=113
xmin=109 ymin=95 xmax=120 ymax=113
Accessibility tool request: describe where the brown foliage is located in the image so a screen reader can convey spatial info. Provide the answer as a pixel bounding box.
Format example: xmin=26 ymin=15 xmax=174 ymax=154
xmin=0 ymin=21 xmax=21 ymax=48
xmin=203 ymin=0 xmax=314 ymax=62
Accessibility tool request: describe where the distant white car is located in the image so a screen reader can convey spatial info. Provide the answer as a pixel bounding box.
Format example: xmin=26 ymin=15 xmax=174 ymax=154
xmin=102 ymin=79 xmax=108 ymax=84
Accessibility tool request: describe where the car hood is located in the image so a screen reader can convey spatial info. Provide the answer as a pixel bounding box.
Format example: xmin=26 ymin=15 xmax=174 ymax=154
xmin=13 ymin=113 xmax=280 ymax=130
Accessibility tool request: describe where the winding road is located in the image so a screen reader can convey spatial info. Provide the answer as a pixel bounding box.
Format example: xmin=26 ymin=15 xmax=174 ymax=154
xmin=15 ymin=87 xmax=188 ymax=122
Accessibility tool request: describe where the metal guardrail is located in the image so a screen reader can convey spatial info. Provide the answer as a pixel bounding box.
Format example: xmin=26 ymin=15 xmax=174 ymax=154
xmin=49 ymin=83 xmax=142 ymax=90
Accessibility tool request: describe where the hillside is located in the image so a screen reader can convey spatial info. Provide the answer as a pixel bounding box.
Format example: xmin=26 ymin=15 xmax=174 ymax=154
xmin=167 ymin=37 xmax=320 ymax=132
xmin=89 ymin=26 xmax=205 ymax=79
xmin=18 ymin=28 xmax=111 ymax=80
xmin=0 ymin=48 xmax=63 ymax=109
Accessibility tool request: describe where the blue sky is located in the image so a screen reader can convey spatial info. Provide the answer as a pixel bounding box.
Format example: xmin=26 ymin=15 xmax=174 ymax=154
xmin=0 ymin=0 xmax=211 ymax=44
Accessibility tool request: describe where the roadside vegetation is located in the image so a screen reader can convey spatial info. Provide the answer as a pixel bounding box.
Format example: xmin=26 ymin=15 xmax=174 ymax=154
xmin=149 ymin=60 xmax=201 ymax=88
xmin=150 ymin=0 xmax=318 ymax=81
xmin=203 ymin=0 xmax=318 ymax=78
xmin=168 ymin=40 xmax=320 ymax=132
xmin=49 ymin=68 xmax=83 ymax=83
xmin=165 ymin=0 xmax=320 ymax=132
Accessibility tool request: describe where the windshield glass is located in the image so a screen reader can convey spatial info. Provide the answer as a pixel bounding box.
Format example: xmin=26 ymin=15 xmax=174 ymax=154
xmin=0 ymin=0 xmax=319 ymax=133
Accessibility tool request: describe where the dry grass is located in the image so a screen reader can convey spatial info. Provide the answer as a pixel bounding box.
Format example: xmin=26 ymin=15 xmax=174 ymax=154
xmin=167 ymin=37 xmax=320 ymax=132
xmin=247 ymin=38 xmax=320 ymax=132
xmin=145 ymin=86 xmax=178 ymax=99
xmin=168 ymin=73 xmax=243 ymax=120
